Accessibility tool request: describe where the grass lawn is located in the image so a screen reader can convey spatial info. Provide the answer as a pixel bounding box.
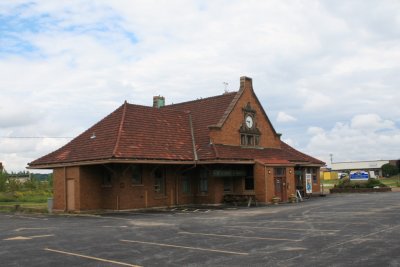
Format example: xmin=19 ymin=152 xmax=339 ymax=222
xmin=321 ymin=179 xmax=339 ymax=188
xmin=0 ymin=191 xmax=50 ymax=213
xmin=0 ymin=201 xmax=48 ymax=212
xmin=322 ymin=175 xmax=400 ymax=189
xmin=380 ymin=175 xmax=400 ymax=187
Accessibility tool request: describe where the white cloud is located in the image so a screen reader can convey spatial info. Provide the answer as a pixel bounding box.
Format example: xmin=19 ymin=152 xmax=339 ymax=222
xmin=1 ymin=1 xmax=400 ymax=172
xmin=277 ymin=111 xmax=297 ymax=123
xmin=307 ymin=126 xmax=325 ymax=135
xmin=282 ymin=138 xmax=296 ymax=147
xmin=305 ymin=114 xmax=400 ymax=166
xmin=351 ymin=114 xmax=395 ymax=131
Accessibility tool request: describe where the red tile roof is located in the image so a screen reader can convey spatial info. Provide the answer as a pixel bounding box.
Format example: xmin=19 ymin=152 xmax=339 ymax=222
xmin=29 ymin=91 xmax=324 ymax=167
xmin=162 ymin=92 xmax=237 ymax=159
xmin=209 ymin=142 xmax=324 ymax=165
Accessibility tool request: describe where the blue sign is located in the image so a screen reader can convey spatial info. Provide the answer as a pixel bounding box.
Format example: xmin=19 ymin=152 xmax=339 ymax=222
xmin=350 ymin=171 xmax=369 ymax=180
xmin=305 ymin=174 xmax=312 ymax=193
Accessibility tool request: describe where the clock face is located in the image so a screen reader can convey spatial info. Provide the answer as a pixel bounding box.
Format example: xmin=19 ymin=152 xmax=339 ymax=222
xmin=245 ymin=115 xmax=253 ymax=128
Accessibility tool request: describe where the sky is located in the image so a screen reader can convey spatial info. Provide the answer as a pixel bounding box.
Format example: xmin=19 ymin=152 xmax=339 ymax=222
xmin=0 ymin=0 xmax=399 ymax=172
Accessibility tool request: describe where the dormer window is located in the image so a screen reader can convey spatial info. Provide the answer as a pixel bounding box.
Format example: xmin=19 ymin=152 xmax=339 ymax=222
xmin=241 ymin=134 xmax=260 ymax=146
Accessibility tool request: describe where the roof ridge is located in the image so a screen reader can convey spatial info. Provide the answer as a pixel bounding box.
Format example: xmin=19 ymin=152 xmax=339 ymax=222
xmin=164 ymin=91 xmax=237 ymax=108
xmin=113 ymin=101 xmax=128 ymax=156
xmin=211 ymin=88 xmax=244 ymax=128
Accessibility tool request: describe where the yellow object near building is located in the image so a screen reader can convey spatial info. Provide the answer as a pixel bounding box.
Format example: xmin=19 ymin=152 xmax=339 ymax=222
xmin=321 ymin=171 xmax=338 ymax=180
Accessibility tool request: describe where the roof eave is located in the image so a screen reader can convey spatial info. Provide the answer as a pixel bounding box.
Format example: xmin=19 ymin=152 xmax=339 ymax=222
xmin=28 ymin=158 xmax=198 ymax=169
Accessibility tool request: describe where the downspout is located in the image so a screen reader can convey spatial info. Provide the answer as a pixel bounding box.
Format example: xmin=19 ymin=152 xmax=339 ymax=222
xmin=188 ymin=113 xmax=198 ymax=205
xmin=64 ymin=167 xmax=67 ymax=212
xmin=264 ymin=165 xmax=268 ymax=203
xmin=188 ymin=113 xmax=198 ymax=164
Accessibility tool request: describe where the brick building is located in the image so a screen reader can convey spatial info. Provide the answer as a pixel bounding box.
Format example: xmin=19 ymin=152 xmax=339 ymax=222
xmin=29 ymin=76 xmax=324 ymax=212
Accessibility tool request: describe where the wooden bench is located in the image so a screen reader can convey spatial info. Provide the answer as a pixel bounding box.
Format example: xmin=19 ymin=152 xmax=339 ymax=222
xmin=223 ymin=194 xmax=257 ymax=207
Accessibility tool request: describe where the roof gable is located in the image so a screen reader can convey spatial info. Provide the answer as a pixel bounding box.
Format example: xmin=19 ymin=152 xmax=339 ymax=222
xmin=208 ymin=76 xmax=281 ymax=148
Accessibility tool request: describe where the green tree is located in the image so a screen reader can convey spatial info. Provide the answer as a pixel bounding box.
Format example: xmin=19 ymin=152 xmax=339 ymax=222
xmin=7 ymin=178 xmax=22 ymax=192
xmin=382 ymin=163 xmax=399 ymax=177
xmin=0 ymin=171 xmax=8 ymax=192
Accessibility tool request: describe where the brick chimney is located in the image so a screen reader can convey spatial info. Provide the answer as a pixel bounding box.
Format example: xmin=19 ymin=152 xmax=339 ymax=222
xmin=153 ymin=96 xmax=165 ymax=108
xmin=240 ymin=76 xmax=253 ymax=91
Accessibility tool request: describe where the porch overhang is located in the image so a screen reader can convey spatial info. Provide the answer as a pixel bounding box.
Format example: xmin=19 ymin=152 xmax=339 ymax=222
xmin=254 ymin=158 xmax=295 ymax=166
xmin=28 ymin=158 xmax=257 ymax=170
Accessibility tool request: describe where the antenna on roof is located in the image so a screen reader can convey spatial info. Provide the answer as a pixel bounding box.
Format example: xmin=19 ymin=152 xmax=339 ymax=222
xmin=223 ymin=82 xmax=229 ymax=93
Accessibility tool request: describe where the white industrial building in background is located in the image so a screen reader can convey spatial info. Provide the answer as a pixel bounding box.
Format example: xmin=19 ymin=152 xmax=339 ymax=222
xmin=331 ymin=160 xmax=399 ymax=178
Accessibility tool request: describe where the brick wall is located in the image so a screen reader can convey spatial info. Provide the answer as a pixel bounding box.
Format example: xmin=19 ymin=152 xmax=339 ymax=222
xmin=53 ymin=163 xmax=318 ymax=211
xmin=254 ymin=163 xmax=267 ymax=203
xmin=79 ymin=166 xmax=102 ymax=210
xmin=210 ymin=77 xmax=281 ymax=149
xmin=52 ymin=168 xmax=65 ymax=211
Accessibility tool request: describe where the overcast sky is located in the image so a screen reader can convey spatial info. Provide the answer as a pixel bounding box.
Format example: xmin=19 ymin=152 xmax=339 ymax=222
xmin=1 ymin=0 xmax=399 ymax=172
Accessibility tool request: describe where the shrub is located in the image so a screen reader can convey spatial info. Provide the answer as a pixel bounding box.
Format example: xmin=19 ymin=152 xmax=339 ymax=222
xmin=337 ymin=178 xmax=355 ymax=189
xmin=0 ymin=172 xmax=7 ymax=192
xmin=337 ymin=177 xmax=387 ymax=189
xmin=382 ymin=163 xmax=399 ymax=177
xmin=365 ymin=178 xmax=387 ymax=188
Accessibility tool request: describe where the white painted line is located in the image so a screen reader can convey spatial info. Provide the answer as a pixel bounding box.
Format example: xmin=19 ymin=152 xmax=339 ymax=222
xmin=14 ymin=215 xmax=48 ymax=221
xmin=44 ymin=248 xmax=141 ymax=267
xmin=98 ymin=216 xmax=135 ymax=221
xmin=260 ymin=220 xmax=305 ymax=224
xmin=322 ymin=224 xmax=400 ymax=251
xmin=178 ymin=231 xmax=301 ymax=242
xmin=243 ymin=220 xmax=367 ymax=225
xmin=4 ymin=234 xmax=54 ymax=241
xmin=225 ymin=225 xmax=340 ymax=232
xmin=120 ymin=239 xmax=249 ymax=255
xmin=15 ymin=227 xmax=54 ymax=232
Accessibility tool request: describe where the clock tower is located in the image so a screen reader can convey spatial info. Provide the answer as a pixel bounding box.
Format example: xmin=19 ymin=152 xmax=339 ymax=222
xmin=239 ymin=102 xmax=261 ymax=146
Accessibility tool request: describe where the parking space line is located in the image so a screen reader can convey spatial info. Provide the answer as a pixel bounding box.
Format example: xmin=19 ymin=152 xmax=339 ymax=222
xmin=322 ymin=224 xmax=400 ymax=251
xmin=236 ymin=220 xmax=305 ymax=224
xmin=120 ymin=239 xmax=249 ymax=255
xmin=281 ymin=219 xmax=368 ymax=224
xmin=4 ymin=234 xmax=54 ymax=241
xmin=44 ymin=248 xmax=141 ymax=267
xmin=225 ymin=225 xmax=340 ymax=232
xmin=15 ymin=227 xmax=54 ymax=232
xmin=178 ymin=231 xmax=301 ymax=242
xmin=13 ymin=215 xmax=48 ymax=221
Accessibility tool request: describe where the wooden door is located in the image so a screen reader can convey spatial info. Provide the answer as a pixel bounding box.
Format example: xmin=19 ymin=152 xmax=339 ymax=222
xmin=274 ymin=177 xmax=286 ymax=201
xmin=67 ymin=179 xmax=75 ymax=211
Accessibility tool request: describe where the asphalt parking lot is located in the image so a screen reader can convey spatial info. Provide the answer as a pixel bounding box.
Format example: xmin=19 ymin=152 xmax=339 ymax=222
xmin=1 ymin=192 xmax=400 ymax=267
